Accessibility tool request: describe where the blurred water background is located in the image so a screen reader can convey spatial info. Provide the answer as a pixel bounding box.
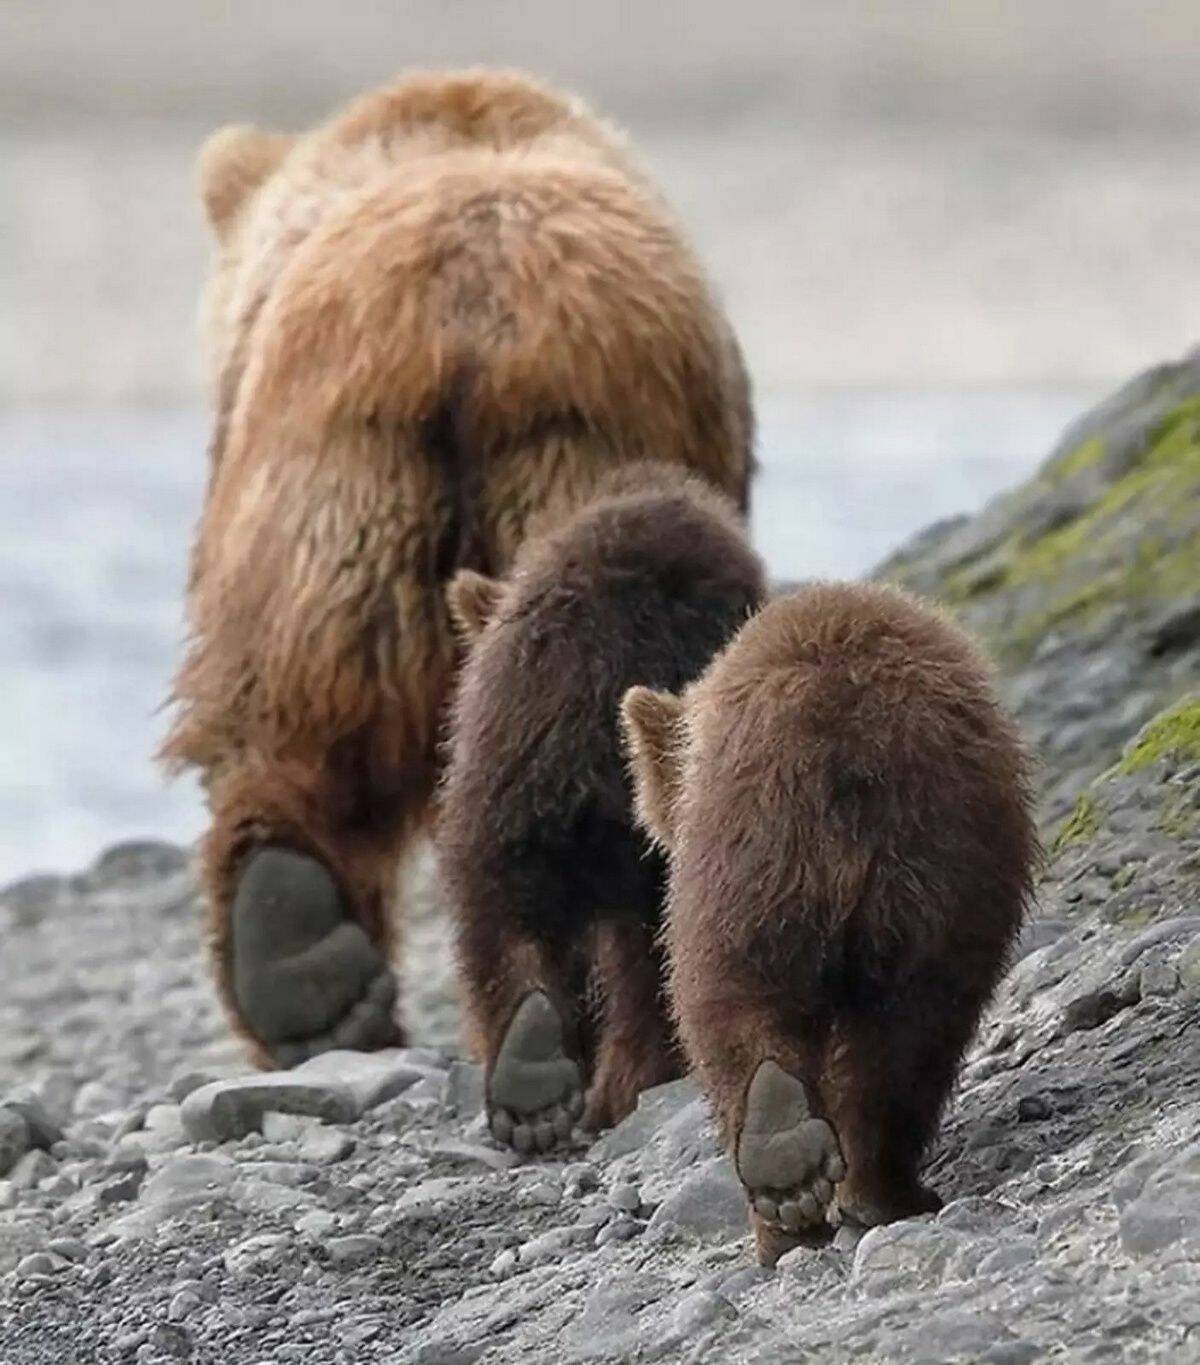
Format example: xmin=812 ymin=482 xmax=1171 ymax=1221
xmin=3 ymin=1 xmax=1199 ymax=880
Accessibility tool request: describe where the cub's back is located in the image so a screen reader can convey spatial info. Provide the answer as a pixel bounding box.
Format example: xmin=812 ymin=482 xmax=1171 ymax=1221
xmin=680 ymin=582 xmax=1036 ymax=950
xmin=445 ymin=468 xmax=764 ymax=860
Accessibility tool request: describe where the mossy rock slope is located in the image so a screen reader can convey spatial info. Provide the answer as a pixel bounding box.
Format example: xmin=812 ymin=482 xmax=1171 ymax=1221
xmin=877 ymin=347 xmax=1200 ymax=823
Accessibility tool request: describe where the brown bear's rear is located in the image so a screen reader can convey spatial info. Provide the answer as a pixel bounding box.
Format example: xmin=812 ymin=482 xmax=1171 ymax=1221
xmin=161 ymin=70 xmax=754 ymax=1066
xmin=623 ymin=582 xmax=1038 ymax=1263
xmin=439 ymin=462 xmax=765 ymax=1150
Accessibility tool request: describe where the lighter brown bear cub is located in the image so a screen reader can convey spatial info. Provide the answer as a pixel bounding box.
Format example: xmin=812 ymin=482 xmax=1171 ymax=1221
xmin=161 ymin=69 xmax=753 ymax=1067
xmin=438 ymin=463 xmax=765 ymax=1152
xmin=622 ymin=583 xmax=1038 ymax=1264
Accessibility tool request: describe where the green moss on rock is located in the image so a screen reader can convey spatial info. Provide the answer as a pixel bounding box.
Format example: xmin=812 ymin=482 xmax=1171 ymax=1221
xmin=1053 ymin=792 xmax=1102 ymax=851
xmin=945 ymin=396 xmax=1200 ymax=663
xmin=1109 ymin=862 xmax=1140 ymax=892
xmin=1047 ymin=434 xmax=1106 ymax=483
xmin=1116 ymin=698 xmax=1200 ymax=775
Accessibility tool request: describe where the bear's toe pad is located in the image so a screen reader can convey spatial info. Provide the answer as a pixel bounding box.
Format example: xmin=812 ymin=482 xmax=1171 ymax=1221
xmin=736 ymin=1060 xmax=845 ymax=1234
xmin=487 ymin=991 xmax=583 ymax=1155
xmin=231 ymin=848 xmax=400 ymax=1066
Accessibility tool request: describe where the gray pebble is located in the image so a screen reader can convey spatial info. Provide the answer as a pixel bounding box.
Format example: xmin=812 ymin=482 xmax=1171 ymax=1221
xmin=518 ymin=1226 xmax=588 ymax=1265
xmin=608 ymin=1181 xmax=641 ymax=1213
xmin=260 ymin=1111 xmax=311 ymax=1142
xmin=1119 ymin=1198 xmax=1189 ymax=1256
xmin=0 ymin=1108 xmax=31 ymax=1177
xmin=443 ymin=1061 xmax=485 ymax=1118
xmin=595 ymin=1216 xmax=641 ymax=1247
xmin=832 ymin=1220 xmax=867 ymax=1253
xmin=99 ymin=1166 xmax=145 ymax=1206
xmin=297 ymin=1126 xmax=353 ymax=1164
xmin=4 ymin=1093 xmax=64 ymax=1149
xmin=521 ymin=1179 xmax=562 ymax=1206
xmin=1017 ymin=1094 xmax=1052 ymax=1122
xmin=167 ymin=1288 xmax=203 ymax=1322
xmin=563 ymin=1162 xmax=599 ymax=1196
xmin=165 ymin=1068 xmax=218 ymax=1103
xmin=646 ymin=1159 xmax=746 ymax=1242
xmin=670 ymin=1289 xmax=734 ymax=1337
xmin=15 ymin=1251 xmax=69 ymax=1278
xmin=1139 ymin=955 xmax=1180 ymax=997
xmin=8 ymin=1148 xmax=55 ymax=1189
xmin=223 ymin=1233 xmax=292 ymax=1275
xmin=325 ymin=1234 xmax=383 ymax=1269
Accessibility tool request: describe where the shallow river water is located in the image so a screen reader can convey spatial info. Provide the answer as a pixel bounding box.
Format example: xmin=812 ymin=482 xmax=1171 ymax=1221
xmin=0 ymin=387 xmax=1094 ymax=881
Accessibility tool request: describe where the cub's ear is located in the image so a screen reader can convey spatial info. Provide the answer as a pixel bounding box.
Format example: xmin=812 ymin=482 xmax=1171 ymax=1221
xmin=198 ymin=125 xmax=294 ymax=239
xmin=620 ymin=686 xmax=686 ymax=849
xmin=447 ymin=569 xmax=504 ymax=641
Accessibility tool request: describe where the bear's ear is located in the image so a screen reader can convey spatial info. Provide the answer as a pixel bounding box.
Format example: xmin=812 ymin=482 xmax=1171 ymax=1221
xmin=620 ymin=686 xmax=686 ymax=849
xmin=198 ymin=125 xmax=293 ymax=239
xmin=447 ymin=570 xmax=504 ymax=641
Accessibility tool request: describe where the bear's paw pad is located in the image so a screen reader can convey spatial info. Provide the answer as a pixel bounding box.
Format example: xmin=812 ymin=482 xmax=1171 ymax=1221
xmin=487 ymin=991 xmax=583 ymax=1155
xmin=231 ymin=848 xmax=400 ymax=1066
xmin=736 ymin=1060 xmax=845 ymax=1232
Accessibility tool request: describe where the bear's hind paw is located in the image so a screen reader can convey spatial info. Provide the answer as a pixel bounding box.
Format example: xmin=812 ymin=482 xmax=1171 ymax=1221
xmin=487 ymin=991 xmax=583 ymax=1156
xmin=231 ymin=848 xmax=401 ymax=1067
xmin=736 ymin=1060 xmax=845 ymax=1235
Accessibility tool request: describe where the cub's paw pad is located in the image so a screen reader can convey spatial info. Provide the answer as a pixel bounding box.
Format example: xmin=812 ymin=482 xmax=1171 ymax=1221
xmin=487 ymin=991 xmax=582 ymax=1155
xmin=736 ymin=1060 xmax=845 ymax=1233
xmin=231 ymin=848 xmax=400 ymax=1066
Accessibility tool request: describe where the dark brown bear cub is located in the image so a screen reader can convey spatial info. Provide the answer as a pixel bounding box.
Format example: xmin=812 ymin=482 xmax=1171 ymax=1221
xmin=621 ymin=583 xmax=1038 ymax=1263
xmin=438 ymin=462 xmax=765 ymax=1153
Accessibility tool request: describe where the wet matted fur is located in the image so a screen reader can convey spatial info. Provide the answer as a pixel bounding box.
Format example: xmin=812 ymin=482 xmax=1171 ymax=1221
xmin=160 ymin=69 xmax=755 ymax=1064
xmin=622 ymin=582 xmax=1039 ymax=1262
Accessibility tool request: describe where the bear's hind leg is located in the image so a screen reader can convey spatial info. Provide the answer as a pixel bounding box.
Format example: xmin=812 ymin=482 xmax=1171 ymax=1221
xmin=825 ymin=976 xmax=983 ymax=1228
xmin=737 ymin=1058 xmax=847 ymax=1264
xmin=230 ymin=847 xmax=398 ymax=1068
xmin=488 ymin=988 xmax=585 ymax=1154
xmin=457 ymin=916 xmax=586 ymax=1156
xmin=205 ymin=741 xmax=430 ymax=1069
xmin=581 ymin=920 xmax=683 ymax=1132
xmin=672 ymin=952 xmax=844 ymax=1263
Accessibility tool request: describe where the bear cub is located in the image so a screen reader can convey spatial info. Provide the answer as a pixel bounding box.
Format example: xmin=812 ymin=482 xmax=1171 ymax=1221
xmin=621 ymin=582 xmax=1038 ymax=1264
xmin=438 ymin=461 xmax=765 ymax=1153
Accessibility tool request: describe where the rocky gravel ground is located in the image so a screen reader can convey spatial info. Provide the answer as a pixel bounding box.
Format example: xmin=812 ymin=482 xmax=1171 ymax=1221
xmin=2 ymin=358 xmax=1199 ymax=1362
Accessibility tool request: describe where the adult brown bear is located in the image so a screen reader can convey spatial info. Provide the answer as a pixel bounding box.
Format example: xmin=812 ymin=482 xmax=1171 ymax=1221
xmin=621 ymin=584 xmax=1038 ymax=1264
xmin=162 ymin=70 xmax=754 ymax=1067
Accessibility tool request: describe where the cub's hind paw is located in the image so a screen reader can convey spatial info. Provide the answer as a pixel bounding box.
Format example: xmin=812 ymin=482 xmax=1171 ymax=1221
xmin=487 ymin=991 xmax=583 ymax=1155
xmin=231 ymin=847 xmax=401 ymax=1067
xmin=736 ymin=1060 xmax=845 ymax=1237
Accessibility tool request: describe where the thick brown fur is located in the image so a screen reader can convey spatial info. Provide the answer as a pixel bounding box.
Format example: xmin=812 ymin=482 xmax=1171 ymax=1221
xmin=161 ymin=69 xmax=755 ymax=1063
xmin=622 ymin=583 xmax=1039 ymax=1255
xmin=438 ymin=462 xmax=766 ymax=1131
